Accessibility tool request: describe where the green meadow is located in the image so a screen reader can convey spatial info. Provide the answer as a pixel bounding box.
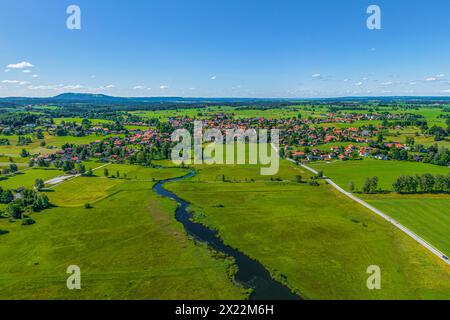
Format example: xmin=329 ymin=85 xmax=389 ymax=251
xmin=310 ymin=159 xmax=450 ymax=192
xmin=1 ymin=104 xmax=449 ymax=300
xmin=0 ymin=133 xmax=122 ymax=160
xmin=53 ymin=117 xmax=113 ymax=125
xmin=0 ymin=168 xmax=63 ymax=190
xmin=0 ymin=166 xmax=246 ymax=299
xmin=361 ymin=193 xmax=450 ymax=257
xmin=131 ymin=105 xmax=325 ymax=121
xmin=166 ymin=159 xmax=450 ymax=299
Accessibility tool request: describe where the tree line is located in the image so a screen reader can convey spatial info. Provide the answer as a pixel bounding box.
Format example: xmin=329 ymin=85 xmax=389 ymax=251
xmin=392 ymin=173 xmax=450 ymax=193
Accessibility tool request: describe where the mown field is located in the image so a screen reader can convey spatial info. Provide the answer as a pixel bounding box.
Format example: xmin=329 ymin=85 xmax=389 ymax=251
xmin=310 ymin=159 xmax=450 ymax=192
xmin=0 ymin=168 xmax=63 ymax=189
xmin=0 ymin=166 xmax=246 ymax=299
xmin=166 ymin=159 xmax=450 ymax=299
xmin=361 ymin=193 xmax=450 ymax=257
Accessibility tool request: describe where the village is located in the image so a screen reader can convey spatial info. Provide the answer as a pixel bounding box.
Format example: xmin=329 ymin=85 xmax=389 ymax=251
xmin=26 ymin=111 xmax=425 ymax=169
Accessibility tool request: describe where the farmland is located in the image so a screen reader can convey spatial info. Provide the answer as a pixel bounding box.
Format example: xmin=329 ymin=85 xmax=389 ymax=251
xmin=0 ymin=101 xmax=449 ymax=300
xmin=3 ymin=0 xmax=450 ymax=304
xmin=0 ymin=168 xmax=63 ymax=189
xmin=166 ymin=159 xmax=450 ymax=299
xmin=0 ymin=166 xmax=246 ymax=299
xmin=310 ymin=159 xmax=450 ymax=192
xmin=362 ymin=193 xmax=450 ymax=256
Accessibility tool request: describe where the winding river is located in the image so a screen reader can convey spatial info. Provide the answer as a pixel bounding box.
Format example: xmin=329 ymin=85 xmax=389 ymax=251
xmin=153 ymin=171 xmax=300 ymax=300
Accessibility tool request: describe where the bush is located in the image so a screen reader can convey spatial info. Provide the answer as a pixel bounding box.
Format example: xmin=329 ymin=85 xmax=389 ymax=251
xmin=21 ymin=217 xmax=35 ymax=226
xmin=84 ymin=203 xmax=93 ymax=209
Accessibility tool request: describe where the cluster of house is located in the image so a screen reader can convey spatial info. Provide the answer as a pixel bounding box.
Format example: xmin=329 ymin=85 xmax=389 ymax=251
xmin=282 ymin=125 xmax=379 ymax=147
xmin=30 ymin=112 xmax=415 ymax=165
xmin=0 ymin=123 xmax=36 ymax=135
xmin=315 ymin=112 xmax=406 ymax=124
xmin=288 ymin=141 xmax=408 ymax=162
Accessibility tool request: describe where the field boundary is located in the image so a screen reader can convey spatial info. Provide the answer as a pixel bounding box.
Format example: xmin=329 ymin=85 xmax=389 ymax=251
xmin=270 ymin=143 xmax=450 ymax=266
xmin=45 ymin=163 xmax=111 ymax=189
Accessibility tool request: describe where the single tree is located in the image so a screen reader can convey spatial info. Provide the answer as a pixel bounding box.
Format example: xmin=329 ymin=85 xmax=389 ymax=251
xmin=349 ymin=181 xmax=355 ymax=192
xmin=34 ymin=178 xmax=45 ymax=191
xmin=20 ymin=148 xmax=29 ymax=158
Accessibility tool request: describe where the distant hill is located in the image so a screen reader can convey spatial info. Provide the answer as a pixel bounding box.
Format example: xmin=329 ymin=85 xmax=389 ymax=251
xmin=0 ymin=92 xmax=449 ymax=108
xmin=54 ymin=93 xmax=115 ymax=100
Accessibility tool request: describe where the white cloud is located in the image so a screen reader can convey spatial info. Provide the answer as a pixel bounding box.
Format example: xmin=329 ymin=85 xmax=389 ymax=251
xmin=133 ymin=85 xmax=144 ymax=90
xmin=4 ymin=69 xmax=10 ymax=73
xmin=22 ymin=70 xmax=31 ymax=73
xmin=426 ymin=77 xmax=437 ymax=81
xmin=62 ymin=84 xmax=83 ymax=90
xmin=312 ymin=73 xmax=321 ymax=78
xmin=1 ymin=80 xmax=28 ymax=85
xmin=382 ymin=81 xmax=393 ymax=86
xmin=28 ymin=85 xmax=58 ymax=90
xmin=87 ymin=84 xmax=116 ymax=92
xmin=436 ymin=74 xmax=446 ymax=78
xmin=160 ymin=85 xmax=169 ymax=89
xmin=441 ymin=89 xmax=450 ymax=93
xmin=211 ymin=75 xmax=217 ymax=80
xmin=7 ymin=61 xmax=34 ymax=69
xmin=354 ymin=82 xmax=363 ymax=86
xmin=31 ymin=74 xmax=39 ymax=78
xmin=409 ymin=81 xmax=417 ymax=85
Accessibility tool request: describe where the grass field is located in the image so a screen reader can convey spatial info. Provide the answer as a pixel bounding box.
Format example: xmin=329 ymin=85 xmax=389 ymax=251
xmin=0 ymin=166 xmax=246 ymax=299
xmin=0 ymin=133 xmax=123 ymax=160
xmin=131 ymin=105 xmax=325 ymax=121
xmin=1 ymin=106 xmax=450 ymax=300
xmin=48 ymin=164 xmax=190 ymax=207
xmin=361 ymin=193 xmax=450 ymax=257
xmin=310 ymin=159 xmax=450 ymax=192
xmin=48 ymin=177 xmax=123 ymax=207
xmin=0 ymin=168 xmax=63 ymax=190
xmin=166 ymin=159 xmax=450 ymax=299
xmin=53 ymin=117 xmax=113 ymax=125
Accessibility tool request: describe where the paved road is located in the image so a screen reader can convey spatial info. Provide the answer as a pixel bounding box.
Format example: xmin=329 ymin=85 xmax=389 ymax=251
xmin=271 ymin=143 xmax=450 ymax=266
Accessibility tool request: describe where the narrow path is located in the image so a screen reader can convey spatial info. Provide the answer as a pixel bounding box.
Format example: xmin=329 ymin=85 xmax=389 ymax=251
xmin=271 ymin=143 xmax=450 ymax=266
xmin=45 ymin=163 xmax=111 ymax=189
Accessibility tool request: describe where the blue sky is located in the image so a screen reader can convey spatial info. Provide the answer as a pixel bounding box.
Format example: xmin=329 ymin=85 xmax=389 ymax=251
xmin=1 ymin=0 xmax=450 ymax=98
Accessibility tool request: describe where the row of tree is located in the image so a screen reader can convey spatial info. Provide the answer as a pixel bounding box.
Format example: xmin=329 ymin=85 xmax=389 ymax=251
xmin=392 ymin=173 xmax=450 ymax=193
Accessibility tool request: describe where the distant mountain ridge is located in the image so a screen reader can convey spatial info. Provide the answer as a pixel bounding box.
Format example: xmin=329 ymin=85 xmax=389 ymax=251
xmin=53 ymin=93 xmax=120 ymax=100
